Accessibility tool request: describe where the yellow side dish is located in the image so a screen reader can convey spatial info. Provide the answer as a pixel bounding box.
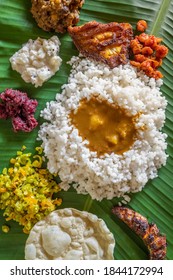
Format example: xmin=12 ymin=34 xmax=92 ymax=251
xmin=2 ymin=225 xmax=10 ymax=233
xmin=0 ymin=146 xmax=62 ymax=234
xmin=70 ymin=96 xmax=138 ymax=156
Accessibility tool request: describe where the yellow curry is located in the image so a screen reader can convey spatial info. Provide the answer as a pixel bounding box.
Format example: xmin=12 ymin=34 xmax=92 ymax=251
xmin=70 ymin=96 xmax=138 ymax=156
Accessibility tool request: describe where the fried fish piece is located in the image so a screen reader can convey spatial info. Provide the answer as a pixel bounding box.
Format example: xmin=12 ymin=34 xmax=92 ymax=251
xmin=112 ymin=206 xmax=167 ymax=260
xmin=68 ymin=21 xmax=133 ymax=68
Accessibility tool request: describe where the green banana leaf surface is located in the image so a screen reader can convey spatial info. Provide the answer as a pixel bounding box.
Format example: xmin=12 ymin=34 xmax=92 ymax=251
xmin=0 ymin=0 xmax=173 ymax=260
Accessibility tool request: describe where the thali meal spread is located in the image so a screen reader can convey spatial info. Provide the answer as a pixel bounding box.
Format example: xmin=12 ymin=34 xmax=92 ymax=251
xmin=112 ymin=207 xmax=167 ymax=260
xmin=0 ymin=0 xmax=170 ymax=260
xmin=25 ymin=208 xmax=115 ymax=260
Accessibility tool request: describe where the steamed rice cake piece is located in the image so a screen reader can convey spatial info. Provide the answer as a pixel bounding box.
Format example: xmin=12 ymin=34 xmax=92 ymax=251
xmin=25 ymin=208 xmax=115 ymax=260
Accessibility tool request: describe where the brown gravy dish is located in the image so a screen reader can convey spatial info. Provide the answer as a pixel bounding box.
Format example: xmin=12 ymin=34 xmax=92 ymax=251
xmin=70 ymin=96 xmax=138 ymax=156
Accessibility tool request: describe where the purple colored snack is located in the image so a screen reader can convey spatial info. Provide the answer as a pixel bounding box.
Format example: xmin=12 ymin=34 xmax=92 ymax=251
xmin=0 ymin=89 xmax=38 ymax=132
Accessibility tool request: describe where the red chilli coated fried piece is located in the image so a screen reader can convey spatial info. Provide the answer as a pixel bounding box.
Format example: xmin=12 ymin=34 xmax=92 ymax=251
xmin=130 ymin=22 xmax=168 ymax=80
xmin=68 ymin=21 xmax=134 ymax=68
xmin=136 ymin=20 xmax=148 ymax=32
xmin=112 ymin=206 xmax=167 ymax=260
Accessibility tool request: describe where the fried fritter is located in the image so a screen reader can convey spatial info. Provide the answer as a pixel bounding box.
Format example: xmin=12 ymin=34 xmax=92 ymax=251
xmin=68 ymin=21 xmax=133 ymax=68
xmin=112 ymin=206 xmax=167 ymax=260
xmin=31 ymin=0 xmax=84 ymax=33
xmin=136 ymin=20 xmax=148 ymax=32
xmin=130 ymin=20 xmax=168 ymax=79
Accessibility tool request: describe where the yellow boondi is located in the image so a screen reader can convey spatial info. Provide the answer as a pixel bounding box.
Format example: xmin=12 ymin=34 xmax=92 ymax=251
xmin=70 ymin=96 xmax=138 ymax=156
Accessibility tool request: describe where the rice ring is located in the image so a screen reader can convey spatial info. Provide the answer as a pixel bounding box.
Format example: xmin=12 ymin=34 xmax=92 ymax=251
xmin=38 ymin=56 xmax=168 ymax=201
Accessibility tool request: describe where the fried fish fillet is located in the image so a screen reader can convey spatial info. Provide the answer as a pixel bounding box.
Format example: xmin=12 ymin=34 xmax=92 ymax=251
xmin=112 ymin=206 xmax=167 ymax=260
xmin=68 ymin=21 xmax=133 ymax=68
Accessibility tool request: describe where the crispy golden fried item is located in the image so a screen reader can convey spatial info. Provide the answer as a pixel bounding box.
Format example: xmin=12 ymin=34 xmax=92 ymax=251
xmin=112 ymin=206 xmax=167 ymax=260
xmin=31 ymin=0 xmax=84 ymax=33
xmin=68 ymin=21 xmax=133 ymax=68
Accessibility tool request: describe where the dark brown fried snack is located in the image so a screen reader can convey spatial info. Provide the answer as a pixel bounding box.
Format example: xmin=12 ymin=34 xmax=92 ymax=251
xmin=31 ymin=0 xmax=84 ymax=33
xmin=112 ymin=206 xmax=167 ymax=260
xmin=68 ymin=21 xmax=133 ymax=68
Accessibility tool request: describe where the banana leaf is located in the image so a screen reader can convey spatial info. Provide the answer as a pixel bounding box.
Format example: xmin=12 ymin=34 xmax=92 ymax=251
xmin=0 ymin=0 xmax=173 ymax=260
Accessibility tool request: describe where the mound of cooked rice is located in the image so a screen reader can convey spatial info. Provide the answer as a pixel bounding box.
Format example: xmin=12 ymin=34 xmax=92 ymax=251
xmin=38 ymin=56 xmax=168 ymax=201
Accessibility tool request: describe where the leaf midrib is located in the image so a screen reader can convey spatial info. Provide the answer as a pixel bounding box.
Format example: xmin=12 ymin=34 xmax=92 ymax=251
xmin=150 ymin=0 xmax=172 ymax=36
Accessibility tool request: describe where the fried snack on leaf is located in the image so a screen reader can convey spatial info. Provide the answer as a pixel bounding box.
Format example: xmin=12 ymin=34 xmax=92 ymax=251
xmin=31 ymin=0 xmax=85 ymax=33
xmin=130 ymin=20 xmax=168 ymax=79
xmin=68 ymin=21 xmax=133 ymax=68
xmin=112 ymin=206 xmax=167 ymax=260
xmin=136 ymin=20 xmax=148 ymax=32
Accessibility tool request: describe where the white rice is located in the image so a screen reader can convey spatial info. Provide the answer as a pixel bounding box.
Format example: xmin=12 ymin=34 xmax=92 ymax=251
xmin=38 ymin=56 xmax=168 ymax=201
xmin=10 ymin=36 xmax=62 ymax=87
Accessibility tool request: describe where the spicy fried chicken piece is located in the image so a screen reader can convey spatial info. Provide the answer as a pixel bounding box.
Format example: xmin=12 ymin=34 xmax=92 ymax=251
xmin=130 ymin=21 xmax=168 ymax=79
xmin=136 ymin=20 xmax=148 ymax=32
xmin=112 ymin=206 xmax=167 ymax=260
xmin=31 ymin=0 xmax=85 ymax=33
xmin=68 ymin=21 xmax=133 ymax=68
